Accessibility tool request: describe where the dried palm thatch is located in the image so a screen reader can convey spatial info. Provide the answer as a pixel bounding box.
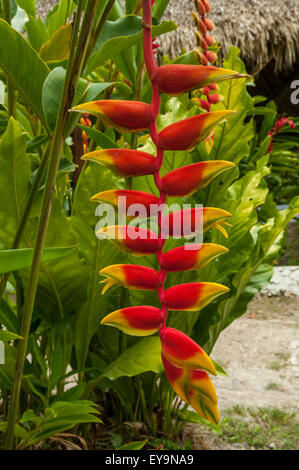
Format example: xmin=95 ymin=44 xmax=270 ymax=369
xmin=162 ymin=0 xmax=299 ymax=74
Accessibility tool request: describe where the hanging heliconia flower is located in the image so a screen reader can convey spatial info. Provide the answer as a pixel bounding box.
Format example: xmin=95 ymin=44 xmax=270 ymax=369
xmin=72 ymin=0 xmax=246 ymax=424
xmin=100 ymin=264 xmax=161 ymax=293
xmin=81 ymin=149 xmax=158 ymax=176
xmin=153 ymin=65 xmax=248 ymax=96
xmin=161 ymin=161 xmax=235 ymax=196
xmin=91 ymin=189 xmax=159 ymax=215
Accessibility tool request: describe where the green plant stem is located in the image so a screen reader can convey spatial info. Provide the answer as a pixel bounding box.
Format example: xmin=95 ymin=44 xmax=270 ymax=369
xmin=83 ymin=0 xmax=116 ymax=71
xmin=2 ymin=0 xmax=16 ymax=117
xmin=4 ymin=0 xmax=100 ymax=450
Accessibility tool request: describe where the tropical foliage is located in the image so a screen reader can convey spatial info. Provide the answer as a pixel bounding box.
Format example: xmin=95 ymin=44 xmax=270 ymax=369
xmin=0 ymin=0 xmax=297 ymax=450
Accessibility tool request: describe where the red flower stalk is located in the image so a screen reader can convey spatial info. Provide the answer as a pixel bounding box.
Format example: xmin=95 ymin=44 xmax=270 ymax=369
xmin=192 ymin=0 xmax=228 ymax=115
xmin=75 ymin=0 xmax=241 ymax=424
xmin=267 ymin=117 xmax=295 ymax=153
xmin=192 ymin=0 xmax=216 ymax=66
xmin=80 ymin=113 xmax=92 ymax=153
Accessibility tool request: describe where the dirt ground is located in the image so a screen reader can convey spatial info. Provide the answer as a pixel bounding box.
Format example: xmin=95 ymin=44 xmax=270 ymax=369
xmin=186 ymin=294 xmax=299 ymax=449
xmin=36 ymin=0 xmax=58 ymax=18
xmin=211 ymin=294 xmax=299 ymax=413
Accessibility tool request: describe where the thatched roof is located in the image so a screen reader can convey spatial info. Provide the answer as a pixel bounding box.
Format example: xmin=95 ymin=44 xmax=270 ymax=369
xmin=162 ymin=0 xmax=299 ymax=74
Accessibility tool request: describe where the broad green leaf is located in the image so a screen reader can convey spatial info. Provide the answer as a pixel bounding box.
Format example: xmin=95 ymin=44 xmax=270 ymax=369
xmin=16 ymin=0 xmax=35 ymax=16
xmin=0 ymin=246 xmax=77 ymax=275
xmin=101 ymin=336 xmax=163 ymax=380
xmin=0 ymin=120 xmax=88 ymax=329
xmin=20 ymin=198 xmax=89 ymax=326
xmin=108 ymin=0 xmax=125 ymax=21
xmin=25 ymin=16 xmax=49 ymax=52
xmin=72 ymin=162 xmax=126 ymax=369
xmin=0 ymin=118 xmax=31 ymax=246
xmin=83 ymin=82 xmax=115 ymax=102
xmin=86 ymin=15 xmax=177 ymax=74
xmin=0 ymin=19 xmax=50 ymax=126
xmin=53 ymin=384 xmax=85 ymax=402
xmin=47 ymin=0 xmax=75 ymax=37
xmin=42 ymin=67 xmax=88 ymax=131
xmin=40 ymin=23 xmax=72 ymax=63
xmin=125 ymin=0 xmax=138 ymax=14
xmin=152 ymin=0 xmax=171 ymax=20
xmin=201 ymin=47 xmax=254 ymax=196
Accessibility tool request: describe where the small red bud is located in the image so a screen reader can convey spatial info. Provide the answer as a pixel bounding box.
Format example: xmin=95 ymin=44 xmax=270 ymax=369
xmin=194 ymin=0 xmax=205 ymax=15
xmin=208 ymin=83 xmax=219 ymax=91
xmin=274 ymin=117 xmax=295 ymax=132
xmin=204 ymin=18 xmax=214 ymax=31
xmin=195 ymin=49 xmax=209 ymax=65
xmin=203 ymin=0 xmax=211 ymax=13
xmin=208 ymin=94 xmax=224 ymax=104
xmin=194 ymin=31 xmax=208 ymax=49
xmin=192 ymin=11 xmax=201 ymax=28
xmin=198 ymin=1 xmax=206 ymax=15
xmin=205 ymin=34 xmax=216 ymax=46
xmin=205 ymin=50 xmax=217 ymax=63
xmin=199 ymin=18 xmax=207 ymax=34
xmin=198 ymin=98 xmax=211 ymax=112
xmin=202 ymin=87 xmax=211 ymax=96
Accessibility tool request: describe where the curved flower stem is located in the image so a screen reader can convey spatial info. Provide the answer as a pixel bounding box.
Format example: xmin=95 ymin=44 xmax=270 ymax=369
xmin=4 ymin=0 xmax=100 ymax=450
xmin=142 ymin=0 xmax=168 ymax=329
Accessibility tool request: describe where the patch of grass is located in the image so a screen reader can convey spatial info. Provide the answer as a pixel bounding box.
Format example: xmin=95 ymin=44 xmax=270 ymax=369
xmin=276 ymin=352 xmax=291 ymax=361
xmin=219 ymin=407 xmax=298 ymax=450
xmin=265 ymin=382 xmax=284 ymax=391
xmin=232 ymin=405 xmax=246 ymax=416
xmin=267 ymin=361 xmax=282 ymax=371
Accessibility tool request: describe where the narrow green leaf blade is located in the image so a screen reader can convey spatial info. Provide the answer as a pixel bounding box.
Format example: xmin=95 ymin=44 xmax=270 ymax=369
xmin=0 ymin=246 xmax=77 ymax=275
xmin=0 ymin=330 xmax=22 ymax=342
xmin=77 ymin=124 xmax=120 ymax=149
